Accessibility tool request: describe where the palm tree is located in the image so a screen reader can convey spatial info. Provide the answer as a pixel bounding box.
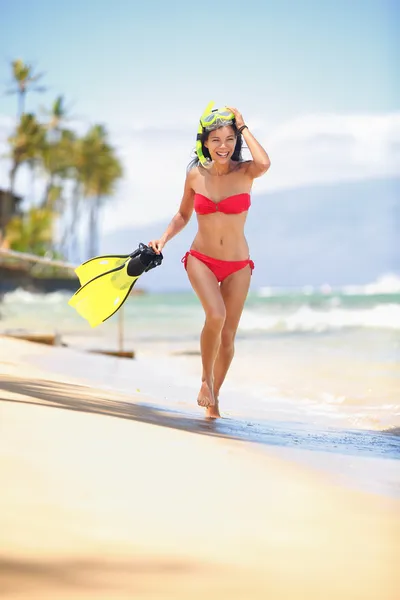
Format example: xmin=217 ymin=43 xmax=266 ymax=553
xmin=6 ymin=59 xmax=46 ymax=118
xmin=40 ymin=128 xmax=76 ymax=209
xmin=2 ymin=64 xmax=124 ymax=261
xmin=40 ymin=128 xmax=79 ymax=258
xmin=1 ymin=114 xmax=46 ymax=239
xmin=5 ymin=206 xmax=53 ymax=255
xmin=76 ymin=125 xmax=123 ymax=257
xmin=37 ymin=96 xmax=75 ymax=253
xmin=86 ymin=149 xmax=123 ymax=257
xmin=48 ymin=95 xmax=67 ymax=132
xmin=42 ymin=95 xmax=72 ymax=142
xmin=8 ymin=113 xmax=46 ymax=200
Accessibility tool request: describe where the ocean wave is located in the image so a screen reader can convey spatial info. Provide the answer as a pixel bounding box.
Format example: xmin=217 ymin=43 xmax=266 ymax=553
xmin=257 ymin=273 xmax=400 ymax=298
xmin=239 ymin=303 xmax=400 ymax=332
xmin=2 ymin=288 xmax=70 ymax=305
xmin=341 ymin=273 xmax=400 ymax=296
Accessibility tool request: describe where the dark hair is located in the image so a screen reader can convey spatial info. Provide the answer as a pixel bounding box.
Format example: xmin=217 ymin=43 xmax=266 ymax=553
xmin=187 ymin=121 xmax=243 ymax=172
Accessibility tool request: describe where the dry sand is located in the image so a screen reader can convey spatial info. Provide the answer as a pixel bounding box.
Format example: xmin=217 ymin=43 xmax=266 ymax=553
xmin=0 ymin=337 xmax=399 ymax=599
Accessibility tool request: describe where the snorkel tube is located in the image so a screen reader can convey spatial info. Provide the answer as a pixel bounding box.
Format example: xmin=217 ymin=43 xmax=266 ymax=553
xmin=196 ymin=101 xmax=235 ymax=167
xmin=196 ymin=101 xmax=215 ymax=167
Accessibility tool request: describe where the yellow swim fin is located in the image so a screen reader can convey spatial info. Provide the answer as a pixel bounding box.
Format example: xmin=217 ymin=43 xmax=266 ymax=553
xmin=75 ymin=255 xmax=129 ymax=287
xmin=68 ymin=261 xmax=139 ymax=328
xmin=68 ymin=243 xmax=163 ymax=328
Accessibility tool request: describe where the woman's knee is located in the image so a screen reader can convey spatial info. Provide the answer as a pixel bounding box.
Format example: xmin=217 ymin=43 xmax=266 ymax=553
xmin=205 ymin=306 xmax=226 ymax=330
xmin=221 ymin=326 xmax=236 ymax=349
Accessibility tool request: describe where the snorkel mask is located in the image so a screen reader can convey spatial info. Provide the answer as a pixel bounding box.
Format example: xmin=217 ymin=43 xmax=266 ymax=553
xmin=196 ymin=101 xmax=235 ymax=167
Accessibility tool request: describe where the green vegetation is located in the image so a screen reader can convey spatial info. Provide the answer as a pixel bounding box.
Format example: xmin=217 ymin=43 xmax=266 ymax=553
xmin=2 ymin=59 xmax=123 ymax=260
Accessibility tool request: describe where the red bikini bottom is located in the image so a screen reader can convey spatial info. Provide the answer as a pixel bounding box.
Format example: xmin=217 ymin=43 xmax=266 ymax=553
xmin=181 ymin=250 xmax=254 ymax=283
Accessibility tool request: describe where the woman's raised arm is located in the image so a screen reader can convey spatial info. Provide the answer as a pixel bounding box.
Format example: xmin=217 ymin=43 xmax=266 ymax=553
xmin=228 ymin=106 xmax=271 ymax=179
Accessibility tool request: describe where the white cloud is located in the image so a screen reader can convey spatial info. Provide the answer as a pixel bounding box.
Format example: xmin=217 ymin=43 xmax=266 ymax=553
xmin=1 ymin=111 xmax=399 ymax=234
xmin=261 ymin=112 xmax=400 ymax=193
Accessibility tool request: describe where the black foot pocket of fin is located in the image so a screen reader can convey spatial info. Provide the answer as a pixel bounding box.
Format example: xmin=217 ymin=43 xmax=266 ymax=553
xmin=127 ymin=243 xmax=163 ymax=277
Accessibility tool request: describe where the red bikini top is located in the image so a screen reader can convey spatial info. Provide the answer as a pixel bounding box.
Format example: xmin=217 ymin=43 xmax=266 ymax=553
xmin=194 ymin=193 xmax=251 ymax=215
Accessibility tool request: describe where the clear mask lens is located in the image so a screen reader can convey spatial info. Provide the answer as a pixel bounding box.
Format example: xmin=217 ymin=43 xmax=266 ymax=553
xmin=201 ymin=109 xmax=233 ymax=128
xmin=217 ymin=110 xmax=233 ymax=118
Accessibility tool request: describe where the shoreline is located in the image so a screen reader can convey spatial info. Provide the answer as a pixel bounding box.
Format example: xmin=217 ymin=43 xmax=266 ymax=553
xmin=1 ymin=337 xmax=399 ymax=599
xmin=1 ymin=335 xmax=399 ymax=498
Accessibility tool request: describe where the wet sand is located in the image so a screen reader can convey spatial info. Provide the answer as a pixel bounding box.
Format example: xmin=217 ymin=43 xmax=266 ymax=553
xmin=0 ymin=337 xmax=399 ymax=599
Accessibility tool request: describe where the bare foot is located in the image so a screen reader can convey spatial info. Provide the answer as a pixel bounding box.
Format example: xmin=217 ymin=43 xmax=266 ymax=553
xmin=205 ymin=403 xmax=221 ymax=419
xmin=197 ymin=380 xmax=215 ymax=407
xmin=205 ymin=388 xmax=222 ymax=419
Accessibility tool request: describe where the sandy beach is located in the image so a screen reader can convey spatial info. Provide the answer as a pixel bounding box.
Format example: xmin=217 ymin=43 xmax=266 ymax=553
xmin=1 ymin=336 xmax=399 ymax=599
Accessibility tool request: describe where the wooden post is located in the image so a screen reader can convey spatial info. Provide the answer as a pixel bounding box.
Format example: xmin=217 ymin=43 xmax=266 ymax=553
xmin=118 ymin=305 xmax=124 ymax=353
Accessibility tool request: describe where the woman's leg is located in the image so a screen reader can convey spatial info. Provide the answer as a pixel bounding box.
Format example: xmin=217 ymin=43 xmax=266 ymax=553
xmin=185 ymin=253 xmax=226 ymax=408
xmin=209 ymin=264 xmax=252 ymax=417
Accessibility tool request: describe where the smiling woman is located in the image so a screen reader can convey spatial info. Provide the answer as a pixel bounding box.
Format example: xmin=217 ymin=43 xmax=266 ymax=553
xmin=207 ymin=130 xmax=238 ymax=160
xmin=149 ymin=103 xmax=270 ymax=418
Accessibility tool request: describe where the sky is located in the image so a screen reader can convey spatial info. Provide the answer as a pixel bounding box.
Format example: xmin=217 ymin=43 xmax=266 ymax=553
xmin=0 ymin=0 xmax=399 ymax=236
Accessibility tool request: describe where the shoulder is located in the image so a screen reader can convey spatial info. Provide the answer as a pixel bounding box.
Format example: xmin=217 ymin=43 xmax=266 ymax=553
xmin=187 ymin=165 xmax=204 ymax=186
xmin=187 ymin=165 xmax=201 ymax=178
xmin=237 ymin=160 xmax=252 ymax=172
xmin=237 ymin=159 xmax=270 ymax=179
xmin=182 ymin=166 xmax=199 ymax=195
xmin=233 ymin=160 xmax=253 ymax=177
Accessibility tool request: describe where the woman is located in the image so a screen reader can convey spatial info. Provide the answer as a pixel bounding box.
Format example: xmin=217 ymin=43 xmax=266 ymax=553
xmin=149 ymin=103 xmax=270 ymax=418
